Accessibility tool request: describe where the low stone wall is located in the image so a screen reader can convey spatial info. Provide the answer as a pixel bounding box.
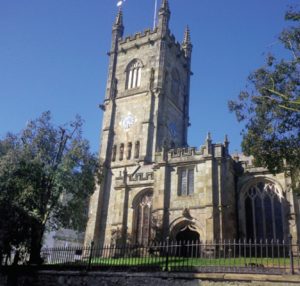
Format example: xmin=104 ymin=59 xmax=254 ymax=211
xmin=1 ymin=270 xmax=300 ymax=286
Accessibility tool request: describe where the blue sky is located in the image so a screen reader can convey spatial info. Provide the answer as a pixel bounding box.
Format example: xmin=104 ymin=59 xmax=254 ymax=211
xmin=0 ymin=0 xmax=297 ymax=154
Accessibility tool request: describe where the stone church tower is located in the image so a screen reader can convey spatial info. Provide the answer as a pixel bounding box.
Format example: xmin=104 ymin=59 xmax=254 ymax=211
xmin=85 ymin=0 xmax=300 ymax=247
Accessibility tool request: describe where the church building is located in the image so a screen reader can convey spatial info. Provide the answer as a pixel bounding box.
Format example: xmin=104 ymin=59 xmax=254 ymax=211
xmin=84 ymin=0 xmax=299 ymax=247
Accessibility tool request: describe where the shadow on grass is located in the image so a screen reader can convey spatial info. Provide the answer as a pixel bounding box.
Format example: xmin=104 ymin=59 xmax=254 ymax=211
xmin=1 ymin=256 xmax=292 ymax=274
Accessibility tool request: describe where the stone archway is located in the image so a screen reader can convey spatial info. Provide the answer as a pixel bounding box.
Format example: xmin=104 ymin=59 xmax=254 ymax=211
xmin=175 ymin=225 xmax=200 ymax=242
xmin=170 ymin=221 xmax=201 ymax=257
xmin=169 ymin=216 xmax=203 ymax=241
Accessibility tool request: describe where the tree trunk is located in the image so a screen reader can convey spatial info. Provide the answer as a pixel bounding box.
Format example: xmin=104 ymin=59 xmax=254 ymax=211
xmin=29 ymin=221 xmax=44 ymax=265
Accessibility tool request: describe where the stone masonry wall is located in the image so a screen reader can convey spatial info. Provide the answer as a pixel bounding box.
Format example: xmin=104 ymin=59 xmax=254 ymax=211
xmin=1 ymin=271 xmax=300 ymax=286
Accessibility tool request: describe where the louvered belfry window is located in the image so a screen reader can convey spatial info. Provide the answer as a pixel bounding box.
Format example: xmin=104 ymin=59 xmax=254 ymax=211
xmin=126 ymin=60 xmax=143 ymax=89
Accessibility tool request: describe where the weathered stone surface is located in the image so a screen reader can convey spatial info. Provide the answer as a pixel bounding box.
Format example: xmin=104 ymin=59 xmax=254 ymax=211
xmin=84 ymin=0 xmax=300 ymax=249
xmin=1 ymin=271 xmax=300 ymax=286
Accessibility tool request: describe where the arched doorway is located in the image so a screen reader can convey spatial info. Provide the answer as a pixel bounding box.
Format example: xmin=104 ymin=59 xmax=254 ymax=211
xmin=174 ymin=225 xmax=200 ymax=257
xmin=176 ymin=226 xmax=200 ymax=242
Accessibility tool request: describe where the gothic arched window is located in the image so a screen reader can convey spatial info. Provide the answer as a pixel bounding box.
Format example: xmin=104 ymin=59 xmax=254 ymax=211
xmin=127 ymin=142 xmax=132 ymax=160
xmin=134 ymin=141 xmax=140 ymax=159
xmin=133 ymin=191 xmax=153 ymax=245
xmin=242 ymin=181 xmax=285 ymax=241
xmin=126 ymin=59 xmax=143 ymax=89
xmin=119 ymin=143 xmax=124 ymax=161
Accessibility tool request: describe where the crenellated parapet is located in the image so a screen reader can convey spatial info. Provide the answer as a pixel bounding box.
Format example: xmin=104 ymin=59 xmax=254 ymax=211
xmin=119 ymin=28 xmax=157 ymax=44
xmin=115 ymin=28 xmax=189 ymax=61
xmin=110 ymin=0 xmax=191 ymax=62
xmin=155 ymin=134 xmax=231 ymax=164
xmin=234 ymin=154 xmax=276 ymax=174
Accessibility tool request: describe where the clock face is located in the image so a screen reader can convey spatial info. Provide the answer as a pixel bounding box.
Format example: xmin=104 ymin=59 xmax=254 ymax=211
xmin=120 ymin=113 xmax=136 ymax=130
xmin=168 ymin=122 xmax=177 ymax=138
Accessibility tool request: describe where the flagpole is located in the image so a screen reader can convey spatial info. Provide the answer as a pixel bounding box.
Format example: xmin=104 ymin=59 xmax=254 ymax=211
xmin=153 ymin=0 xmax=158 ymax=30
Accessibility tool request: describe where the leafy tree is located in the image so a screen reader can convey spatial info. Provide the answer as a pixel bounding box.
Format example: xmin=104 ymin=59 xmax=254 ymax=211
xmin=0 ymin=200 xmax=32 ymax=265
xmin=229 ymin=8 xmax=300 ymax=192
xmin=0 ymin=112 xmax=99 ymax=264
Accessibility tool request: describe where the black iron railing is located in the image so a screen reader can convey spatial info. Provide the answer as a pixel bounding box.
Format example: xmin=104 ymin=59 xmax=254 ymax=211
xmin=2 ymin=239 xmax=300 ymax=274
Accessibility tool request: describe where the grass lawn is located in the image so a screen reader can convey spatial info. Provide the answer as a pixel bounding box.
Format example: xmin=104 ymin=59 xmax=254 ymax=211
xmin=89 ymin=256 xmax=293 ymax=269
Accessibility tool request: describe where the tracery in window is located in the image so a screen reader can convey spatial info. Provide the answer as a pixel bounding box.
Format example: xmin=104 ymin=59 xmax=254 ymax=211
xmin=178 ymin=167 xmax=194 ymax=196
xmin=243 ymin=181 xmax=284 ymax=241
xmin=126 ymin=59 xmax=143 ymax=89
xmin=133 ymin=191 xmax=153 ymax=245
